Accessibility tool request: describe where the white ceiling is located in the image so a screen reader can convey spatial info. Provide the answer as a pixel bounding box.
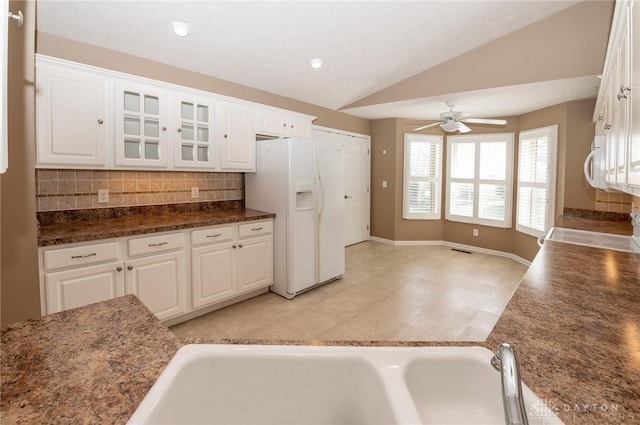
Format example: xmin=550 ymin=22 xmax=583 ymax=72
xmin=37 ymin=0 xmax=593 ymax=121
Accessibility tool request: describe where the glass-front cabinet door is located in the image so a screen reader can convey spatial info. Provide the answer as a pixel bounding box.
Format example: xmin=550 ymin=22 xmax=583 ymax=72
xmin=115 ymin=81 xmax=169 ymax=167
xmin=174 ymin=95 xmax=216 ymax=169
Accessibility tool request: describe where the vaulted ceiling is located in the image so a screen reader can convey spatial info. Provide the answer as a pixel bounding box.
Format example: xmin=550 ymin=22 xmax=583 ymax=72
xmin=36 ymin=1 xmax=613 ymax=121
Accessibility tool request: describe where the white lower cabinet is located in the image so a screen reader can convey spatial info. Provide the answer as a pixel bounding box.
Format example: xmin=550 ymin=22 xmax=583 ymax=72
xmin=191 ymin=241 xmax=235 ymax=308
xmin=190 ymin=221 xmax=273 ymax=309
xmin=237 ymin=235 xmax=273 ymax=294
xmin=125 ymin=251 xmax=187 ymax=321
xmin=44 ymin=260 xmax=125 ymax=314
xmin=39 ymin=219 xmax=273 ymax=321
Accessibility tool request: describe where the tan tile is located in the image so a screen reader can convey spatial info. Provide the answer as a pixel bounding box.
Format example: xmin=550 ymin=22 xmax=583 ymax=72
xmin=108 ymin=170 xmax=123 ymax=180
xmin=92 ymin=180 xmax=108 ymax=191
xmin=136 ymin=179 xmax=150 ymax=192
xmin=58 ymin=180 xmax=76 ymax=195
xmin=38 ymin=180 xmax=58 ymax=195
xmin=122 ymin=194 xmax=137 ymax=206
xmin=149 ymin=179 xmax=163 ymax=192
xmin=76 ymin=195 xmax=93 ymax=209
xmin=75 ymin=180 xmax=92 ymax=193
xmin=58 ymin=196 xmax=77 ymax=210
xmin=122 ymin=180 xmax=137 ymax=192
xmin=37 ymin=169 xmax=58 ymax=181
xmin=137 ymin=194 xmax=151 ymax=205
xmin=38 ymin=197 xmax=59 ymax=212
xmin=149 ymin=192 xmax=164 ymax=205
xmin=108 ymin=180 xmax=123 ymax=192
xmin=58 ymin=170 xmax=76 ymax=180
xmin=92 ymin=170 xmax=108 ymax=180
xmin=75 ymin=170 xmax=93 ymax=180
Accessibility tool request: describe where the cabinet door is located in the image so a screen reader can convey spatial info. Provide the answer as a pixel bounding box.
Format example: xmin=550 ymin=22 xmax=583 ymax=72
xmin=125 ymin=251 xmax=186 ymax=320
xmin=615 ymin=19 xmax=630 ymax=185
xmin=174 ymin=94 xmax=216 ymax=169
xmin=44 ymin=261 xmax=124 ymax=314
xmin=256 ymin=109 xmax=288 ymax=137
xmin=36 ymin=65 xmax=107 ymax=167
xmin=288 ymin=115 xmax=312 ymax=139
xmin=236 ymin=235 xmax=273 ymax=294
xmin=115 ymin=81 xmax=169 ymax=167
xmin=629 ymin=0 xmax=640 ymax=186
xmin=191 ymin=242 xmax=235 ymax=308
xmin=220 ymin=103 xmax=256 ymax=171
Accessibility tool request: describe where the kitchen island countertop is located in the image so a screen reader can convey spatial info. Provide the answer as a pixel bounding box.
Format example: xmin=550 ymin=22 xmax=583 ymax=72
xmin=3 ymin=232 xmax=639 ymax=424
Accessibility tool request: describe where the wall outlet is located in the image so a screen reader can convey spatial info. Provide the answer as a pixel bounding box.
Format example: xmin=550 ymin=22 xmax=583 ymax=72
xmin=191 ymin=187 xmax=199 ymax=199
xmin=473 ymin=228 xmax=479 ymax=237
xmin=382 ymin=181 xmax=387 ymax=188
xmin=97 ymin=189 xmax=109 ymax=203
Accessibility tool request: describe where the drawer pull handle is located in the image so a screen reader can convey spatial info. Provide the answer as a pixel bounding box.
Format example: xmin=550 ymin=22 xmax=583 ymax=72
xmin=251 ymin=227 xmax=263 ymax=231
xmin=148 ymin=242 xmax=168 ymax=247
xmin=71 ymin=253 xmax=97 ymax=259
xmin=206 ymin=233 xmax=222 ymax=238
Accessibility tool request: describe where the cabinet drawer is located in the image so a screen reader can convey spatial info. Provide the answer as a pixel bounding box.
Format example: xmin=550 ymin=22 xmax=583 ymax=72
xmin=128 ymin=233 xmax=184 ymax=256
xmin=238 ymin=221 xmax=273 ymax=238
xmin=43 ymin=242 xmax=120 ymax=271
xmin=191 ymin=226 xmax=234 ymax=245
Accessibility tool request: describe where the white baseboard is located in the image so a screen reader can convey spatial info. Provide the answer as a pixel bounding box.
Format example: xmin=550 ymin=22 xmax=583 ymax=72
xmin=367 ymin=237 xmax=531 ymax=266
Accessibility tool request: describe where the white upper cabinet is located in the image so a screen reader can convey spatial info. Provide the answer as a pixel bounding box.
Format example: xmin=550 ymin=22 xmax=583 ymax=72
xmin=174 ymin=94 xmax=217 ymax=169
xmin=114 ymin=80 xmax=169 ymax=168
xmin=596 ymin=0 xmax=639 ymax=194
xmin=36 ymin=61 xmax=108 ymax=167
xmin=220 ymin=102 xmax=256 ymax=171
xmin=35 ymin=54 xmax=317 ymax=172
xmin=628 ymin=0 xmax=640 ymax=186
xmin=256 ymin=108 xmax=313 ymax=139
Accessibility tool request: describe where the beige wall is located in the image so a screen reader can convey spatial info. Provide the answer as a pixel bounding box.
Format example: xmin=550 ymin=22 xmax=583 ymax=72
xmin=1 ymin=0 xmax=40 ymax=326
xmin=370 ymin=99 xmax=598 ymax=262
xmin=36 ymin=34 xmax=370 ymax=136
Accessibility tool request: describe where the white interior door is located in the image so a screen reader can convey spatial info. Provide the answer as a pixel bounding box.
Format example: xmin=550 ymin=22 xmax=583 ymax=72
xmin=344 ymin=136 xmax=371 ymax=246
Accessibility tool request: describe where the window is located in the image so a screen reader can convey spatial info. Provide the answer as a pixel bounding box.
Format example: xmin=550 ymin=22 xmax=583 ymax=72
xmin=446 ymin=133 xmax=514 ymax=227
xmin=403 ymin=133 xmax=442 ymax=220
xmin=516 ymin=125 xmax=558 ymax=237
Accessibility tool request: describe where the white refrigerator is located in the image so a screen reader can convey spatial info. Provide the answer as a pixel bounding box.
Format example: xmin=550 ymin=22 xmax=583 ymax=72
xmin=245 ymin=137 xmax=345 ymax=298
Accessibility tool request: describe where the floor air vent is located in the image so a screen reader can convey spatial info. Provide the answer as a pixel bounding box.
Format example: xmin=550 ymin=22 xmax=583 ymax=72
xmin=451 ymin=248 xmax=472 ymax=254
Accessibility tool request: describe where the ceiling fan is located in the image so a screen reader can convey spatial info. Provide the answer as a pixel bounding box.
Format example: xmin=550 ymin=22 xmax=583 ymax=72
xmin=414 ymin=101 xmax=507 ymax=133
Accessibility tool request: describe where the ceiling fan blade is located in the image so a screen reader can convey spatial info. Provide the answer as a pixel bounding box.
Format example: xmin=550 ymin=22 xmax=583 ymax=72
xmin=414 ymin=122 xmax=444 ymax=131
xmin=462 ymin=118 xmax=507 ymax=126
xmin=452 ymin=111 xmax=471 ymax=120
xmin=457 ymin=122 xmax=472 ymax=133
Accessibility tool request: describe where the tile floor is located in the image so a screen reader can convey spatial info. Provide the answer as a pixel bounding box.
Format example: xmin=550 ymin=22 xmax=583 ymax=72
xmin=170 ymin=241 xmax=528 ymax=342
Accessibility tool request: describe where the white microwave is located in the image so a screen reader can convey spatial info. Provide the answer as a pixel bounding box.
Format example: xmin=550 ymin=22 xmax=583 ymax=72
xmin=583 ymin=135 xmax=607 ymax=190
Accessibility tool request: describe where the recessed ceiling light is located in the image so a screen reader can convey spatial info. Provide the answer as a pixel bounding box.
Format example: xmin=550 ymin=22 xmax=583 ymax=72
xmin=310 ymin=58 xmax=323 ymax=69
xmin=170 ymin=20 xmax=192 ymax=37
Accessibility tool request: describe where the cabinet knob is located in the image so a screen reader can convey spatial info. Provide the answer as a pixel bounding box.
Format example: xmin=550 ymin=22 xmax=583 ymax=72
xmin=97 ymin=119 xmax=104 ymax=124
xmin=290 ymin=125 xmax=294 ymax=129
xmin=603 ymin=123 xmax=612 ymax=130
xmin=238 ymin=244 xmax=243 ymax=248
xmin=620 ymin=85 xmax=631 ymax=95
xmin=162 ymin=127 xmax=167 ymax=132
xmin=617 ymin=92 xmax=628 ymax=101
xmin=117 ymin=266 xmax=123 ymax=272
xmin=232 ymin=244 xmax=237 ymax=249
xmin=224 ymin=134 xmax=228 ymax=138
xmin=283 ymin=123 xmax=287 ymax=127
xmin=127 ymin=265 xmax=133 ymax=271
xmin=177 ymin=128 xmax=182 ymax=133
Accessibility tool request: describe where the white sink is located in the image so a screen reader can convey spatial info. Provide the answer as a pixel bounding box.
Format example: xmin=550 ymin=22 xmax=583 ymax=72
xmin=128 ymin=344 xmax=563 ymax=425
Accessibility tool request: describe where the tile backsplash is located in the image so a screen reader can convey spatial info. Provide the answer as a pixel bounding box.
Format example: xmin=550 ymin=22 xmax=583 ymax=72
xmin=595 ymin=189 xmax=633 ymax=213
xmin=36 ymin=169 xmax=243 ymax=212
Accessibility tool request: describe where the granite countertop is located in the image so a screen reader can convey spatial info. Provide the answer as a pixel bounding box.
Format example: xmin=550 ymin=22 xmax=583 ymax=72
xmin=0 ymin=296 xmax=182 ymax=424
xmin=38 ymin=207 xmax=275 ymax=247
xmin=556 ymin=215 xmax=633 ymax=235
xmin=4 ymin=219 xmax=639 ymax=424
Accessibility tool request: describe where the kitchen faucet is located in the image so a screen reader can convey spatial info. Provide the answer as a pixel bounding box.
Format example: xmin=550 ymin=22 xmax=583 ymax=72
xmin=491 ymin=343 xmax=530 ymax=425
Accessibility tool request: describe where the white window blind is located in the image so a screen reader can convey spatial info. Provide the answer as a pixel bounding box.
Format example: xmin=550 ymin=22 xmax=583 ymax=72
xmin=516 ymin=125 xmax=557 ymax=237
xmin=446 ymin=133 xmax=514 ymax=227
xmin=403 ymin=133 xmax=442 ymax=220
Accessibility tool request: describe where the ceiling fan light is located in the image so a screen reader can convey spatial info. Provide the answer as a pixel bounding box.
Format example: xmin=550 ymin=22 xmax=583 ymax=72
xmin=440 ymin=121 xmax=460 ymax=132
